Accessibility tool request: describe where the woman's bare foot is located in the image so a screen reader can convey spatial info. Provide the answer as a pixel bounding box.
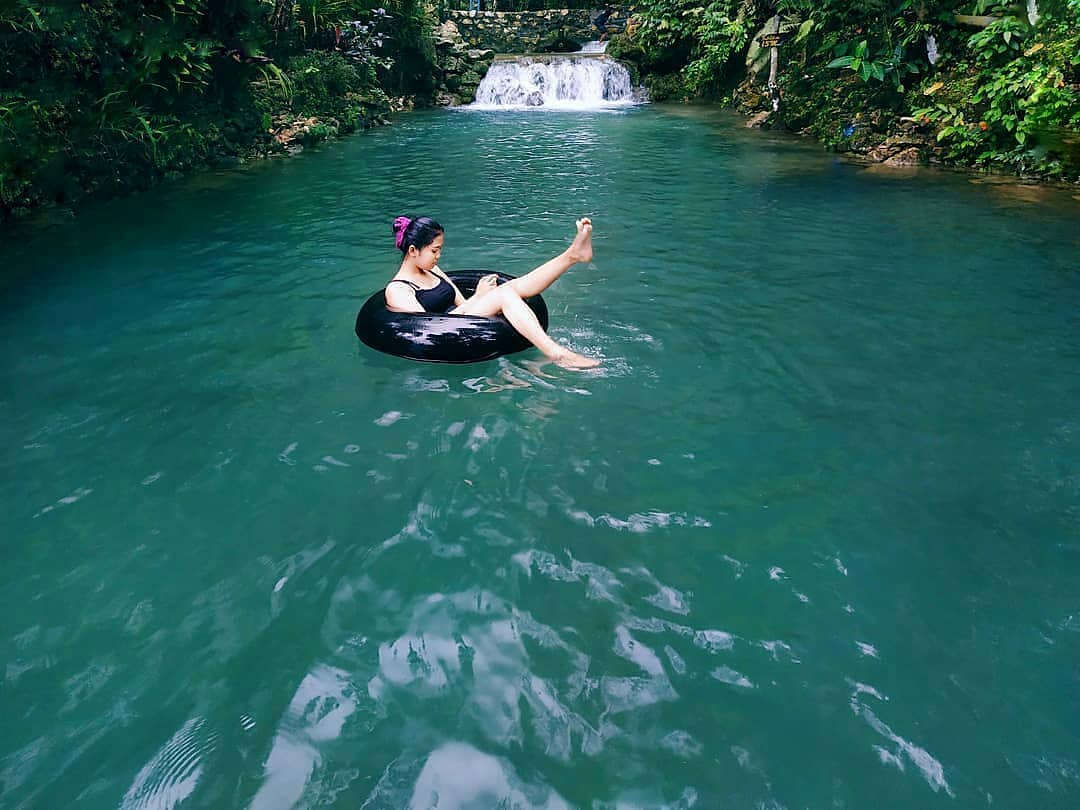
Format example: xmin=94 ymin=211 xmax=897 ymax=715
xmin=551 ymin=349 xmax=601 ymax=370
xmin=566 ymin=217 xmax=593 ymax=264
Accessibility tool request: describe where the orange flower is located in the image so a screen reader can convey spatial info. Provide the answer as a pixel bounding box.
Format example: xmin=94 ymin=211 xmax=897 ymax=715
xmin=978 ymin=121 xmax=988 ymax=131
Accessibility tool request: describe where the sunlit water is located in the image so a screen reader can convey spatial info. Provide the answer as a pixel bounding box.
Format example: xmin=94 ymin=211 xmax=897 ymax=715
xmin=2 ymin=106 xmax=1079 ymax=809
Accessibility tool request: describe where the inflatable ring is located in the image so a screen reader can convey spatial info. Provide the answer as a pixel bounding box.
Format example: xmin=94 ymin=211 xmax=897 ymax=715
xmin=355 ymin=270 xmax=549 ymax=363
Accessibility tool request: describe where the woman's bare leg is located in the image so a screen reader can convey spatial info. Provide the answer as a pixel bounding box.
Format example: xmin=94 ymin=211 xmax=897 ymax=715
xmin=455 ymin=286 xmax=599 ymax=369
xmin=502 ymin=218 xmax=594 ymax=300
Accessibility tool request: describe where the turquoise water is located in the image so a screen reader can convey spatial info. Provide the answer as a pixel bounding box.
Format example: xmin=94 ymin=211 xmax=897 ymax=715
xmin=2 ymin=105 xmax=1079 ymax=808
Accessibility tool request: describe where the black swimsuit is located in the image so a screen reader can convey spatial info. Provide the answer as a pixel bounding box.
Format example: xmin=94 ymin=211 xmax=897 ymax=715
xmin=389 ymin=275 xmax=456 ymax=313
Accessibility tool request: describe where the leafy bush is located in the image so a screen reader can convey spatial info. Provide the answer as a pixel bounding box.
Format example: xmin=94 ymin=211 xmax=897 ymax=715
xmin=623 ymin=0 xmax=1078 ymax=177
xmin=826 ymin=39 xmax=921 ymax=91
xmin=0 ymin=1 xmax=431 ymax=220
xmin=913 ymin=5 xmax=1080 ymax=175
xmin=266 ymin=50 xmax=389 ymax=133
xmin=286 ymin=51 xmax=368 ymax=117
xmin=645 ymin=73 xmax=691 ymax=102
xmin=633 ymin=0 xmax=751 ymax=95
xmin=0 ymin=0 xmax=270 ymax=217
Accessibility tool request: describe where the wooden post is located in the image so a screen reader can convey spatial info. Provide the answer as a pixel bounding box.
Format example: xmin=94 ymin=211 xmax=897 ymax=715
xmin=953 ymin=14 xmax=997 ymax=28
xmin=766 ymin=17 xmax=780 ymax=113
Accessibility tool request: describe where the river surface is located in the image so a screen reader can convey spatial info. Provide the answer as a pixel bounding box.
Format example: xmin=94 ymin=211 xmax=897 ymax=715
xmin=2 ymin=106 xmax=1079 ymax=809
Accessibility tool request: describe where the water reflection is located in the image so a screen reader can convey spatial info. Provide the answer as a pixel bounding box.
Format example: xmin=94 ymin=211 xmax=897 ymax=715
xmin=848 ymin=681 xmax=953 ymax=797
xmin=250 ymin=665 xmax=361 ymax=809
xmin=409 ymin=742 xmax=570 ymax=809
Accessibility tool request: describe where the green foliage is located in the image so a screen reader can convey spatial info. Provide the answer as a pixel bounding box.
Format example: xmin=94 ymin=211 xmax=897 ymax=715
xmin=967 ymin=13 xmax=1030 ymax=60
xmin=259 ymin=49 xmax=388 ymax=130
xmin=379 ymin=0 xmax=437 ymax=96
xmin=630 ymin=0 xmax=941 ymax=97
xmin=913 ymin=4 xmax=1080 ymax=175
xmin=0 ymin=1 xmax=431 ymax=219
xmin=0 ymin=1 xmax=268 ymax=214
xmin=683 ymin=5 xmax=756 ymax=93
xmin=645 ymin=72 xmax=691 ymax=101
xmin=297 ymin=0 xmax=355 ymax=34
xmin=827 ymin=39 xmax=921 ymax=91
xmin=618 ymin=0 xmax=1078 ymax=177
xmin=3 ymin=0 xmax=1077 ymax=218
xmin=633 ymin=0 xmax=753 ymax=95
xmin=286 ymin=51 xmax=366 ymax=116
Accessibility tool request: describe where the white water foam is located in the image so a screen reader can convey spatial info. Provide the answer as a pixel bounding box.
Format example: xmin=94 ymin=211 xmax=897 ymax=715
xmin=471 ymin=56 xmax=636 ymax=110
xmin=578 ymin=40 xmax=608 ymax=54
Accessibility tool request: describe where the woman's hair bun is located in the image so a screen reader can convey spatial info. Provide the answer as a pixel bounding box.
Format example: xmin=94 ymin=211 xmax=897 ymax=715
xmin=391 ymin=215 xmax=443 ymax=255
xmin=392 ymin=216 xmax=412 ymax=249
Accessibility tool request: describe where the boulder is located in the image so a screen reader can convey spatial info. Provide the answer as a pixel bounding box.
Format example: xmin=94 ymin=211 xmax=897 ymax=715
xmin=435 ymin=20 xmax=461 ymax=46
xmin=882 ymin=133 xmax=931 ymax=149
xmin=884 ymin=147 xmax=925 ymax=166
xmin=866 ymin=144 xmax=892 ymax=162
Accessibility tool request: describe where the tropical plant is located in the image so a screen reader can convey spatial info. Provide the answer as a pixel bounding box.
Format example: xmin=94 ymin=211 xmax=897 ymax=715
xmin=0 ymin=1 xmax=434 ymax=218
xmin=826 ymin=38 xmax=921 ymax=90
xmin=631 ymin=0 xmax=759 ymax=94
xmin=913 ymin=1 xmax=1080 ymax=173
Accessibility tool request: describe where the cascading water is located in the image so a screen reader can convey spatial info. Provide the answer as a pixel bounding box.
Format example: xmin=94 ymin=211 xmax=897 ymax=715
xmin=471 ymin=55 xmax=635 ymax=110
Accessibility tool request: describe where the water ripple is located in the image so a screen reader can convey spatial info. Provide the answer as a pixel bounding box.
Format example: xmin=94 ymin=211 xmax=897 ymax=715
xmin=121 ymin=717 xmax=216 ymax=810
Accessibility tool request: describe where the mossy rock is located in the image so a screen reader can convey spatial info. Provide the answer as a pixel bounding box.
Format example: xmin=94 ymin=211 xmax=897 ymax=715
xmin=645 ymin=73 xmax=690 ymax=102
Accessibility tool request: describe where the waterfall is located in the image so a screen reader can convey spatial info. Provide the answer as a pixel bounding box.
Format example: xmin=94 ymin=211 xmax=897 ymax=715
xmin=578 ymin=40 xmax=608 ymax=54
xmin=470 ymin=55 xmax=635 ymax=110
xmin=1027 ymin=0 xmax=1039 ymax=25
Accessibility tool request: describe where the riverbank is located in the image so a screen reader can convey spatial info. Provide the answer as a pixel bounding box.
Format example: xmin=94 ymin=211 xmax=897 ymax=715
xmin=608 ymin=4 xmax=1080 ymax=186
xmin=1 ymin=49 xmax=399 ymax=225
xmin=3 ymin=112 xmax=405 ymax=229
xmin=731 ymin=67 xmax=1080 ymax=186
xmin=0 ymin=4 xmax=433 ymax=226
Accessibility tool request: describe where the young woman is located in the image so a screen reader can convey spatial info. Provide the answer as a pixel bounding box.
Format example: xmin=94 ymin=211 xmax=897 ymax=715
xmin=385 ymin=215 xmax=600 ymax=369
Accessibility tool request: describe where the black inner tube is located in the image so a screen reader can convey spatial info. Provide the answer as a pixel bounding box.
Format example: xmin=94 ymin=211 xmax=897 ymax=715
xmin=355 ymin=270 xmax=549 ymax=364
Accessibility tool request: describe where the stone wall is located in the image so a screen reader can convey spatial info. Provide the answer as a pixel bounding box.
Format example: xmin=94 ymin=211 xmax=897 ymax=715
xmin=444 ymin=9 xmax=627 ymax=54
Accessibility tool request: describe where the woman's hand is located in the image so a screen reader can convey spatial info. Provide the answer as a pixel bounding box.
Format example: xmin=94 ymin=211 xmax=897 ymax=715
xmin=475 ymin=274 xmax=499 ymax=297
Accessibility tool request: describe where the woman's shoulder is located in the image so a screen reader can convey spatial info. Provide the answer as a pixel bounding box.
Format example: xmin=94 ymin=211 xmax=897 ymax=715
xmin=385 ymin=278 xmax=419 ymax=308
xmin=384 ymin=276 xmax=420 ymax=313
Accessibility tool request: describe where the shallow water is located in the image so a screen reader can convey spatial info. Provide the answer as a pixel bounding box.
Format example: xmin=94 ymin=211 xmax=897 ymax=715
xmin=2 ymin=106 xmax=1079 ymax=809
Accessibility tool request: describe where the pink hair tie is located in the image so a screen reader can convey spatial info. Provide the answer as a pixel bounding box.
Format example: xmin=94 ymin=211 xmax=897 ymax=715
xmin=393 ymin=216 xmax=412 ymax=249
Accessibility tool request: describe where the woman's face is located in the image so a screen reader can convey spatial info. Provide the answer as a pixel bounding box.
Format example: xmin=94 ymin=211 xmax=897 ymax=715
xmin=412 ymin=233 xmax=444 ymax=270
